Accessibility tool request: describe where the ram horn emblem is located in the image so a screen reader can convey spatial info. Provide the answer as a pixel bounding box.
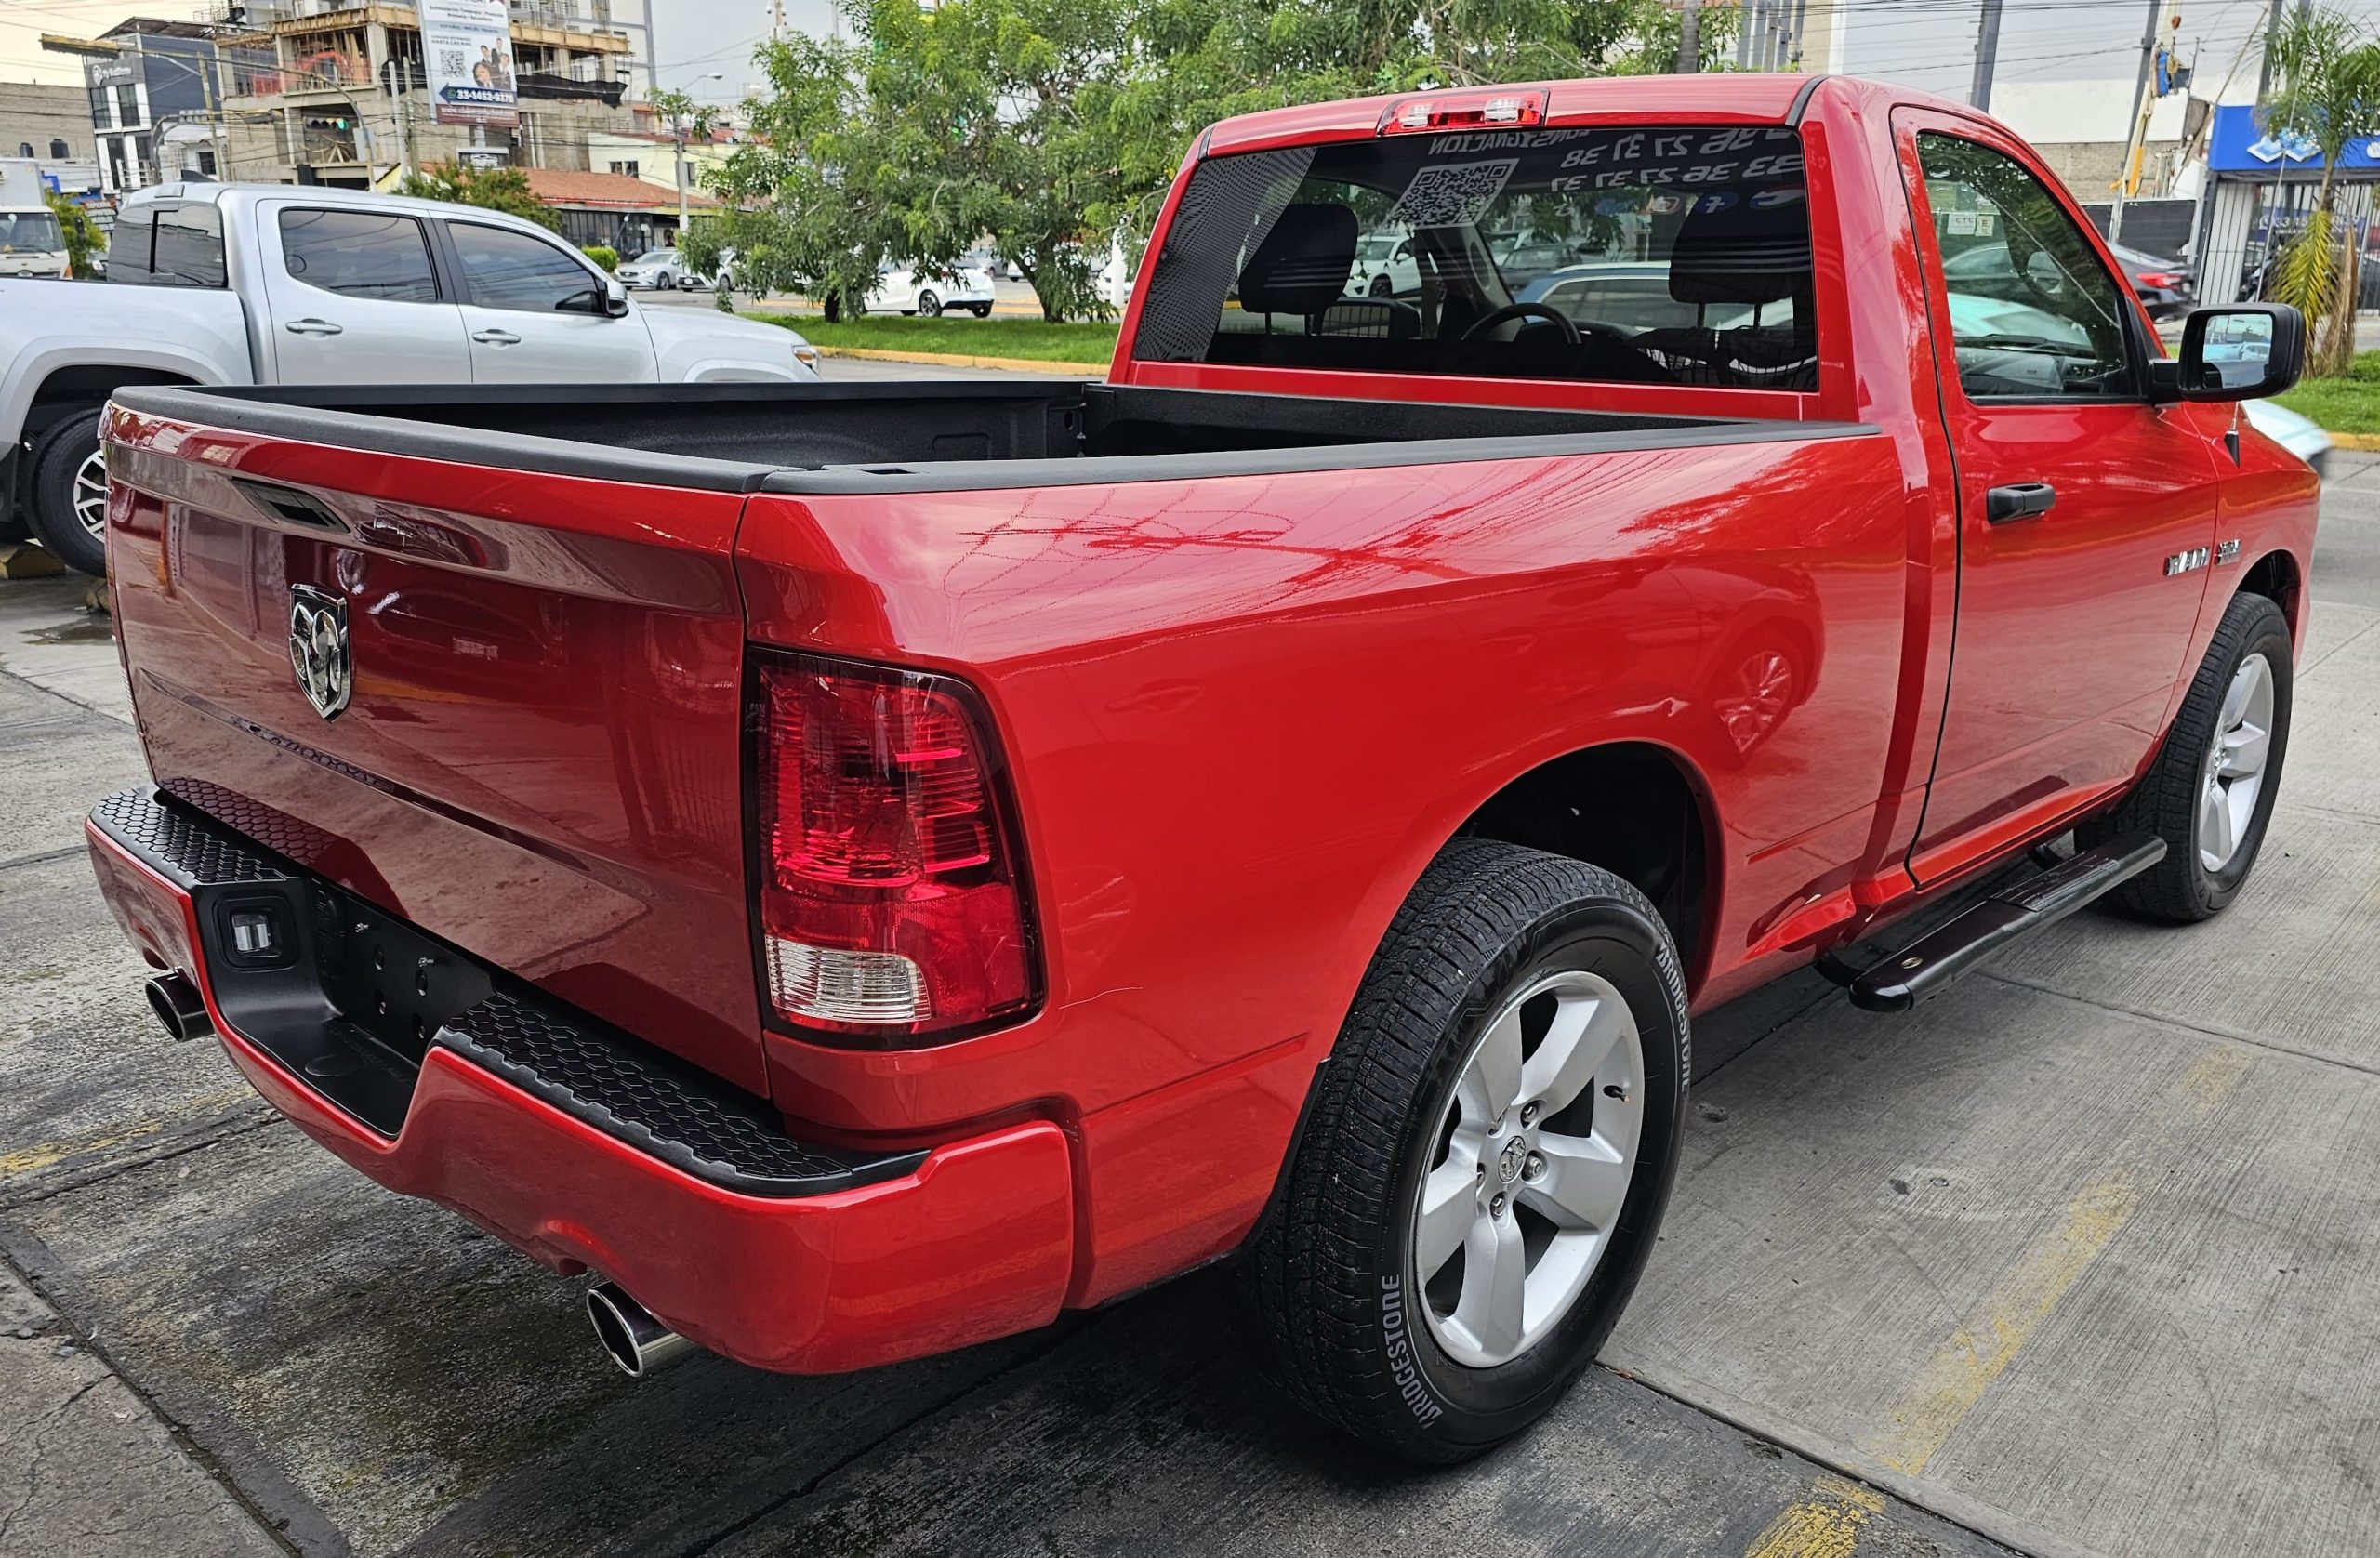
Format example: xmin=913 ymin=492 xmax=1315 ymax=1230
xmin=287 ymin=584 xmax=351 ymax=720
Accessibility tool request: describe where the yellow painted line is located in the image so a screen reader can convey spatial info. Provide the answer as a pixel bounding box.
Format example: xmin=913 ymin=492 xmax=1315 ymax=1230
xmin=0 ymin=1084 xmax=257 ymax=1181
xmin=1745 ymin=1472 xmax=1884 ymax=1558
xmin=813 ymin=344 xmax=1108 ymax=375
xmin=1860 ymin=1044 xmax=2253 ymax=1477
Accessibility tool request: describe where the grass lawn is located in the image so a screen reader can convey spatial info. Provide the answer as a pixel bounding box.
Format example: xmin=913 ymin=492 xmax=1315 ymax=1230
xmin=747 ymin=312 xmax=1119 ymax=364
xmin=2276 ymin=350 xmax=2380 ymax=435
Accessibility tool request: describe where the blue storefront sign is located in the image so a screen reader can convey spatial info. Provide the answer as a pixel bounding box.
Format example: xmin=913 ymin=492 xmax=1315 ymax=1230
xmin=2208 ymin=102 xmax=2380 ymax=175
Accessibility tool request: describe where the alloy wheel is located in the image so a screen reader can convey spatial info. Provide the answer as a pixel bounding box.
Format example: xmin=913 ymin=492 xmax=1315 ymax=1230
xmin=2199 ymin=650 xmax=2274 ymax=872
xmin=1409 ymin=967 xmax=1644 ymax=1368
xmin=74 ymin=442 xmax=108 ymax=539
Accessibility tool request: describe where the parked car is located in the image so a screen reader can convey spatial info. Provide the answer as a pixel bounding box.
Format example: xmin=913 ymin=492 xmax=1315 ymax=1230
xmin=1516 ymin=260 xmax=1760 ymax=333
xmin=86 ymin=75 xmax=2315 ymax=1467
xmin=1942 ymin=234 xmax=2196 ymax=320
xmin=862 ymin=259 xmax=996 ymax=317
xmin=0 ymin=180 xmax=821 ymax=574
xmin=2243 ymin=396 xmax=2332 ymax=481
xmin=614 ymin=247 xmax=709 ymax=291
xmin=1351 ymin=231 xmax=1421 ymax=297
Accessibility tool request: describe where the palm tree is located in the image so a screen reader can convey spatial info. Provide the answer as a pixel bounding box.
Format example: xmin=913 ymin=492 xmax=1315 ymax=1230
xmin=2262 ymin=7 xmax=2380 ymax=376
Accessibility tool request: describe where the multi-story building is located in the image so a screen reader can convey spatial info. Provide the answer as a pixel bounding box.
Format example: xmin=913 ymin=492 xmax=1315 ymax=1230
xmin=220 ymin=3 xmax=640 ymax=190
xmin=41 ymin=18 xmax=277 ymax=193
xmin=0 ymin=82 xmax=94 ymax=168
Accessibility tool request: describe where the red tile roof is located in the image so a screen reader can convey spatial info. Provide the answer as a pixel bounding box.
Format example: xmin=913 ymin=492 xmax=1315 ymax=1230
xmin=522 ymin=168 xmax=718 ymax=211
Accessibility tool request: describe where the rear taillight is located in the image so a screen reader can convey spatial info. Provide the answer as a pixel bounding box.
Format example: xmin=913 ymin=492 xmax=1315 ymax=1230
xmin=2136 ymin=270 xmax=2180 ymax=288
xmin=751 ymin=653 xmax=1038 ymax=1043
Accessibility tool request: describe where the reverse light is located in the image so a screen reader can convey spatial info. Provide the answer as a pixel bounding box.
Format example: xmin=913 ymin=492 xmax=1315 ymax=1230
xmin=1381 ymin=90 xmax=1547 ymax=135
xmin=752 ymin=654 xmax=1038 ymax=1043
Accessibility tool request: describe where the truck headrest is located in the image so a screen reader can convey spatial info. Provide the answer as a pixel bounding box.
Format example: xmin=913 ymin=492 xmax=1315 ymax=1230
xmin=1238 ymin=204 xmax=1359 ymax=315
xmin=1667 ymin=196 xmax=1812 ymax=307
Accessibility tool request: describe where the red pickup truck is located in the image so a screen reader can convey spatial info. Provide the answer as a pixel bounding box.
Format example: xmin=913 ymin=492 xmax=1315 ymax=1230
xmin=86 ymin=74 xmax=2315 ymax=1462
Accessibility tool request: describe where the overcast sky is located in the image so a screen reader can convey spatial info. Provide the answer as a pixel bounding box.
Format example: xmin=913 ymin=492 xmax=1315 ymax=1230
xmin=7 ymin=0 xmax=2379 ymax=106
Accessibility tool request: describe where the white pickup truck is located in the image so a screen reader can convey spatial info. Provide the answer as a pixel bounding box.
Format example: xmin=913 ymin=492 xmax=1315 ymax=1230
xmin=1 ymin=180 xmax=820 ymax=573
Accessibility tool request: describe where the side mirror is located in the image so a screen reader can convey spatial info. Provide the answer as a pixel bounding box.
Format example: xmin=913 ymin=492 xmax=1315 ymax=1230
xmin=603 ymin=277 xmax=630 ymax=318
xmin=2165 ymin=303 xmax=2305 ymax=401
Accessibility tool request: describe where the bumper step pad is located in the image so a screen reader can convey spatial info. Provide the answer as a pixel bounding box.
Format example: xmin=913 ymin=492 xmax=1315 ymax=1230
xmin=90 ymin=786 xmax=919 ymax=1197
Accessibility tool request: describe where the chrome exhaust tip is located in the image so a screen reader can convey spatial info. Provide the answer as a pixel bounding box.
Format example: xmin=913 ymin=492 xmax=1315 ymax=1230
xmin=145 ymin=973 xmax=211 ymax=1042
xmin=587 ymin=1281 xmax=696 ymax=1378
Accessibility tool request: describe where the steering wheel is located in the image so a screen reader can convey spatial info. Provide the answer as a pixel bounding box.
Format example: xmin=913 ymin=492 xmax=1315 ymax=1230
xmin=1461 ymin=302 xmax=1582 ymax=345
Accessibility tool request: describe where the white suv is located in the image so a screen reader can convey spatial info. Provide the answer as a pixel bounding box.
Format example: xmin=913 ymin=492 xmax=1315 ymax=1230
xmin=0 ymin=182 xmax=819 ymax=574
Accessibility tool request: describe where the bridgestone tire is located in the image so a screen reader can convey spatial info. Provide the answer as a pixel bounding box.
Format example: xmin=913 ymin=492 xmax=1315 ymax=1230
xmin=30 ymin=409 xmax=108 ymax=576
xmin=1241 ymin=838 xmax=1690 ymax=1462
xmin=2091 ymin=589 xmax=2294 ymax=921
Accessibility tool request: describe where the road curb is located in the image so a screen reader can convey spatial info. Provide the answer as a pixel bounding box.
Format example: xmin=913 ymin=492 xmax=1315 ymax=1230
xmin=814 ymin=345 xmax=1108 ymax=375
xmin=2330 ymin=431 xmax=2380 ymax=451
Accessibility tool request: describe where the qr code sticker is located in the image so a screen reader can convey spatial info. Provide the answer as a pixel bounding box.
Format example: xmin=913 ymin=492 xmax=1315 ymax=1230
xmin=1389 ymin=160 xmax=1518 ymax=228
xmin=439 ymin=47 xmax=469 ymax=77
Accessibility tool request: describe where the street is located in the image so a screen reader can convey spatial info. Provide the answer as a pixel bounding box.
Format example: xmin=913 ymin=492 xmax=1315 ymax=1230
xmin=0 ymin=424 xmax=2373 ymax=1556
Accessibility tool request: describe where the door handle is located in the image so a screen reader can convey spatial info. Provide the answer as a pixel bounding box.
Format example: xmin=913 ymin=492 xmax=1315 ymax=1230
xmin=471 ymin=328 xmax=522 ymax=346
xmin=283 ymin=318 xmax=343 ymax=336
xmin=1986 ymin=482 xmax=2056 ymax=523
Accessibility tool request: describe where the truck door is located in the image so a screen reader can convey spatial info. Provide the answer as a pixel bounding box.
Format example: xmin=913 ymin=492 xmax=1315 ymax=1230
xmin=440 ymin=219 xmax=658 ymax=385
xmin=255 ymin=202 xmax=473 ymax=382
xmin=1894 ymin=109 xmax=2223 ymax=879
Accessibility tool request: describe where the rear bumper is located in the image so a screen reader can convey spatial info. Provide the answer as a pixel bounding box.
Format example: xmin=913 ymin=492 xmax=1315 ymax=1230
xmin=86 ymin=786 xmax=1076 ymax=1374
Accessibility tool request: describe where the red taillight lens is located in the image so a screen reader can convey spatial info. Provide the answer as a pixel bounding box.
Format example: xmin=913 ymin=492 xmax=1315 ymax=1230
xmin=752 ymin=654 xmax=1038 ymax=1042
xmin=2136 ymin=270 xmax=2179 ymax=288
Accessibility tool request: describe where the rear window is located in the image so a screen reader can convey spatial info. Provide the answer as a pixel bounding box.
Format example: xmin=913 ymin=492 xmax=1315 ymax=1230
xmin=109 ymin=202 xmax=226 ymax=288
xmin=1130 ymin=124 xmax=1816 ymax=390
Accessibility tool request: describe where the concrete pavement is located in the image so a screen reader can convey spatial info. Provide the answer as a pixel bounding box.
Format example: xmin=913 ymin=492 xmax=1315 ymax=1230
xmin=0 ymin=446 xmax=2375 ymax=1555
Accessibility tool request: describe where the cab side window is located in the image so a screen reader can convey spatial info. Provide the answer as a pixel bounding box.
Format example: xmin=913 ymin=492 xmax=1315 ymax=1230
xmin=104 ymin=205 xmax=156 ymax=283
xmin=278 ymin=209 xmax=440 ymax=302
xmin=447 ymin=223 xmax=604 ymax=312
xmin=1917 ymin=132 xmax=2134 ymax=399
xmin=112 ymin=204 xmax=225 ymax=288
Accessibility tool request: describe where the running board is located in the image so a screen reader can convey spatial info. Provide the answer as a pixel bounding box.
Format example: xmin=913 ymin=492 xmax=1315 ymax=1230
xmin=1828 ymin=833 xmax=2166 ymax=1014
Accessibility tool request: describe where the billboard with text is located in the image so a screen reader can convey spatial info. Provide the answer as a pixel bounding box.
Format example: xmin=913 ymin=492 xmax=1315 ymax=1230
xmin=417 ymin=0 xmax=518 ymax=128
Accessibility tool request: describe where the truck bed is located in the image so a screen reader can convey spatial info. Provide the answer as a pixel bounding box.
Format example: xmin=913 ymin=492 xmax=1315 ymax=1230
xmin=100 ymin=377 xmax=1885 ymax=1141
xmin=119 ymin=380 xmax=1859 ymax=495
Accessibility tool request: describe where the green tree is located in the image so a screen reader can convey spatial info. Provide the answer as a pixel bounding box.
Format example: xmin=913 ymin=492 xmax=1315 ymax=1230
xmin=2261 ymin=7 xmax=2380 ymax=375
xmin=45 ymin=191 xmax=102 ymax=278
xmin=715 ymin=0 xmax=1746 ymax=323
xmin=852 ymin=0 xmax=1137 ymax=321
xmin=396 ymin=161 xmax=560 ymax=231
xmin=690 ymin=33 xmax=894 ymax=322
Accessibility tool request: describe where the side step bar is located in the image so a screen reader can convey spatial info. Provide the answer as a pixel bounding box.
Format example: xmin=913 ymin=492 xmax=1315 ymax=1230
xmin=1831 ymin=833 xmax=2166 ymax=1013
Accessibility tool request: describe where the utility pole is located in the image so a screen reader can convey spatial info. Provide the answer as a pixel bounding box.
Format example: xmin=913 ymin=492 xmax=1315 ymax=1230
xmin=674 ymin=113 xmax=688 ymax=234
xmin=2110 ymin=0 xmax=2175 ymax=244
xmin=1677 ymin=0 xmax=1701 ymax=73
xmin=642 ymin=0 xmax=660 ymax=102
xmin=2256 ymin=0 xmax=2285 ymax=100
xmin=1970 ymin=0 xmax=2004 ymax=111
xmin=1788 ymin=0 xmax=1808 ymax=68
xmin=1736 ymin=0 xmax=1757 ymax=69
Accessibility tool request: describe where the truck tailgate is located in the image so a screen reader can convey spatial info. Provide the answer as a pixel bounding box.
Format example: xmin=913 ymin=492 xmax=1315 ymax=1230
xmin=101 ymin=400 xmax=772 ymax=1096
